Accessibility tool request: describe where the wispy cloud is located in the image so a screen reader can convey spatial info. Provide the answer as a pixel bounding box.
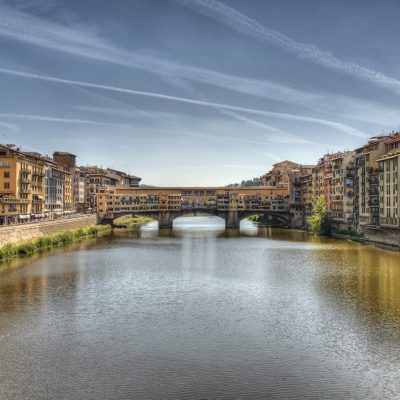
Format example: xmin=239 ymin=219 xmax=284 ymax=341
xmin=0 ymin=3 xmax=319 ymax=105
xmin=0 ymin=112 xmax=128 ymax=127
xmin=0 ymin=67 xmax=368 ymax=138
xmin=177 ymin=0 xmax=400 ymax=95
xmin=216 ymin=109 xmax=314 ymax=144
xmin=0 ymin=3 xmax=399 ymax=129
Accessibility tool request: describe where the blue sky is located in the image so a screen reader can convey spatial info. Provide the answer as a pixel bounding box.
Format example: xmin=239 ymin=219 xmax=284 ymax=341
xmin=0 ymin=0 xmax=399 ymax=185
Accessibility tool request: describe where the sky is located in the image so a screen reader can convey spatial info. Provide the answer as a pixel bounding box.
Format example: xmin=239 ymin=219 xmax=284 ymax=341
xmin=0 ymin=0 xmax=399 ymax=186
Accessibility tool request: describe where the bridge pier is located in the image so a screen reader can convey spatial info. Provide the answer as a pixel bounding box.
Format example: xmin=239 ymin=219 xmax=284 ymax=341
xmin=158 ymin=211 xmax=173 ymax=229
xmin=225 ymin=210 xmax=240 ymax=229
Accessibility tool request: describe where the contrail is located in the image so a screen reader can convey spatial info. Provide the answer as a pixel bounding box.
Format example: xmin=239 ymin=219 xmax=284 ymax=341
xmin=177 ymin=0 xmax=400 ymax=95
xmin=0 ymin=67 xmax=368 ymax=138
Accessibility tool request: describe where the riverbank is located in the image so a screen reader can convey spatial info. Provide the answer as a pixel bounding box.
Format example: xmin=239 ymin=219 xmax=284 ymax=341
xmin=0 ymin=224 xmax=112 ymax=261
xmin=0 ymin=215 xmax=97 ymax=247
xmin=331 ymin=232 xmax=400 ymax=252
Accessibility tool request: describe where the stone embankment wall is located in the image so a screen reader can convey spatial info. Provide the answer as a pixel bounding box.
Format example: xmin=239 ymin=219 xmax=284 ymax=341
xmin=360 ymin=226 xmax=400 ymax=249
xmin=0 ymin=215 xmax=97 ymax=247
xmin=355 ymin=226 xmax=400 ymax=251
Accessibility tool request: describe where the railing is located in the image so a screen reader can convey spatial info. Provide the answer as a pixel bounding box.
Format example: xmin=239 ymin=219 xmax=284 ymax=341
xmin=0 ymin=197 xmax=29 ymax=204
xmin=380 ymin=217 xmax=400 ymax=227
xmin=368 ymin=178 xmax=379 ymax=185
xmin=20 ymin=188 xmax=31 ymax=194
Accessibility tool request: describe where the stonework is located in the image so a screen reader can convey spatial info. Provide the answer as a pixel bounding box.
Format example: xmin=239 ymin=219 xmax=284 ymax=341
xmin=360 ymin=226 xmax=400 ymax=247
xmin=0 ymin=215 xmax=97 ymax=247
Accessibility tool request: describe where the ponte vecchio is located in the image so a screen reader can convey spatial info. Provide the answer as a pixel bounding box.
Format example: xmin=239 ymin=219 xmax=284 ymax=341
xmin=97 ymin=186 xmax=303 ymax=229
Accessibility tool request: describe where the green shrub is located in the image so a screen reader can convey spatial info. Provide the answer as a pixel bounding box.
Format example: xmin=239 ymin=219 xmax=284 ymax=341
xmin=113 ymin=215 xmax=153 ymax=228
xmin=307 ymin=195 xmax=332 ymax=236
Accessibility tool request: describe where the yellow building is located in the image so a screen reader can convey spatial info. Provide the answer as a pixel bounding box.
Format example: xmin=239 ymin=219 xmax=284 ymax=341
xmin=0 ymin=145 xmax=45 ymax=224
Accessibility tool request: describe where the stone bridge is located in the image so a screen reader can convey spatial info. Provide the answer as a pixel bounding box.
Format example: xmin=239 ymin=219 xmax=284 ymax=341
xmin=96 ymin=186 xmax=304 ymax=229
xmin=101 ymin=209 xmax=294 ymax=229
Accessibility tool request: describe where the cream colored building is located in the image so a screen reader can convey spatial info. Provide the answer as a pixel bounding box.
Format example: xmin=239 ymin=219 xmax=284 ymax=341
xmin=377 ymin=133 xmax=400 ymax=228
xmin=355 ymin=136 xmax=390 ymax=227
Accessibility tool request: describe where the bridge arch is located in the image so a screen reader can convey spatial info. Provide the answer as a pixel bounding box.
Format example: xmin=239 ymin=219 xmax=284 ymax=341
xmin=237 ymin=210 xmax=292 ymax=227
xmin=100 ymin=208 xmax=298 ymax=230
xmin=172 ymin=213 xmax=226 ymax=229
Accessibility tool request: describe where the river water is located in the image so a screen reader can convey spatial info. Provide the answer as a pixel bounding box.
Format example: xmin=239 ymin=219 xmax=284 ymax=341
xmin=0 ymin=217 xmax=400 ymax=399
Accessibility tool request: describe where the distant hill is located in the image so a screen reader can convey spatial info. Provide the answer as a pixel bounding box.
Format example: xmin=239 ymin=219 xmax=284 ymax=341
xmin=226 ymin=177 xmax=262 ymax=187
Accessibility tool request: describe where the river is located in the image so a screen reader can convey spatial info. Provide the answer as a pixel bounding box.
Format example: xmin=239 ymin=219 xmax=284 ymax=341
xmin=0 ymin=217 xmax=399 ymax=399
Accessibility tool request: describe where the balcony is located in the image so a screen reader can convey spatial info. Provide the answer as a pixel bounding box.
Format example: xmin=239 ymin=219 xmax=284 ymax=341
xmin=375 ymin=166 xmax=384 ymax=173
xmin=20 ymin=188 xmax=31 ymax=194
xmin=20 ymin=178 xmax=30 ymax=184
xmin=368 ymin=178 xmax=379 ymax=186
xmin=368 ymin=189 xmax=379 ymax=196
xmin=20 ymin=168 xmax=31 ymax=174
xmin=0 ymin=197 xmax=29 ymax=204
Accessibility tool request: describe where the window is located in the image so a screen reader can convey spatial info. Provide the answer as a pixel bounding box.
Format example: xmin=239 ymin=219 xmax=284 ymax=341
xmin=4 ymin=183 xmax=10 ymax=189
xmin=4 ymin=171 xmax=10 ymax=178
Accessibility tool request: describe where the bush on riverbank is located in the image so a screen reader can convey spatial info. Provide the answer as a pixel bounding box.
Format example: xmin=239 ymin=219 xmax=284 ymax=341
xmin=248 ymin=215 xmax=264 ymax=223
xmin=113 ymin=215 xmax=153 ymax=228
xmin=0 ymin=224 xmax=112 ymax=261
xmin=247 ymin=214 xmax=287 ymax=227
xmin=307 ymin=196 xmax=332 ymax=236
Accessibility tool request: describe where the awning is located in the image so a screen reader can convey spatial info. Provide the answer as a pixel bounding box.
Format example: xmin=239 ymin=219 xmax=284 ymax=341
xmin=18 ymin=215 xmax=30 ymax=220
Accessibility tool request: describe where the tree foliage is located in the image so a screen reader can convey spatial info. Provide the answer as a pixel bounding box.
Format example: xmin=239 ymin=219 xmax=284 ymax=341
xmin=307 ymin=195 xmax=332 ymax=236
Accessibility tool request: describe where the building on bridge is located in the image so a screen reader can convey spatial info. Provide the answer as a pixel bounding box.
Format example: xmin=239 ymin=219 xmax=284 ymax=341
xmin=96 ymin=186 xmax=296 ymax=229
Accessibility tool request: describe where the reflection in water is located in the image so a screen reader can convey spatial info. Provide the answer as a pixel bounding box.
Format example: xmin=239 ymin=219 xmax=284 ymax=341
xmin=0 ymin=217 xmax=399 ymax=399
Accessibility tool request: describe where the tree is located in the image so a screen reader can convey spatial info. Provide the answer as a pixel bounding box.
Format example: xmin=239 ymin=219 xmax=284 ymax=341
xmin=307 ymin=195 xmax=332 ymax=236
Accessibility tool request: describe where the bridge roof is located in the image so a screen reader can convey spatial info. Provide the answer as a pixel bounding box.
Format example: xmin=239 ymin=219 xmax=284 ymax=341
xmin=108 ymin=186 xmax=289 ymax=196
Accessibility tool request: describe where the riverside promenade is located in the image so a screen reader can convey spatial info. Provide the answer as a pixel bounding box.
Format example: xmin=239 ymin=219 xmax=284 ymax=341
xmin=0 ymin=215 xmax=97 ymax=247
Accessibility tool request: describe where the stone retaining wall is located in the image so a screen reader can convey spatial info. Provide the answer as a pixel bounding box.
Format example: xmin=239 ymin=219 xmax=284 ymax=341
xmin=360 ymin=226 xmax=400 ymax=247
xmin=0 ymin=215 xmax=97 ymax=247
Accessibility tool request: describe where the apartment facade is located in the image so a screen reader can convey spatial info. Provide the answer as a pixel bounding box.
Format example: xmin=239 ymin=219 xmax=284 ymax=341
xmin=355 ymin=136 xmax=390 ymax=227
xmin=377 ymin=133 xmax=400 ymax=228
xmin=0 ymin=145 xmax=46 ymax=224
xmin=261 ymin=160 xmax=305 ymax=189
xmin=330 ymin=151 xmax=356 ymax=226
xmin=81 ymin=166 xmax=141 ymax=210
xmin=288 ymin=168 xmax=314 ymax=215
